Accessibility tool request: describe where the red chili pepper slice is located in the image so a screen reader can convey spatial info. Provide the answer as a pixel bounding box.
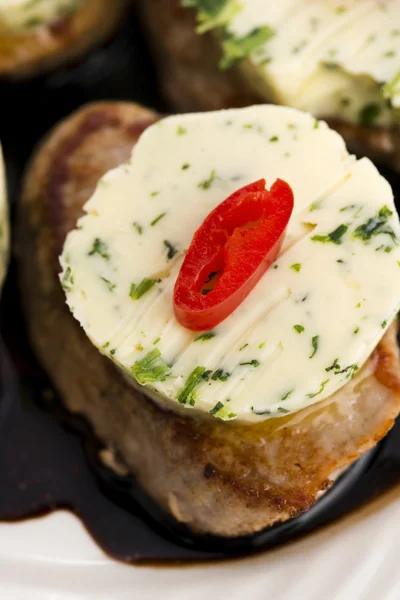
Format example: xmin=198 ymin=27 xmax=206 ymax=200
xmin=173 ymin=178 xmax=294 ymax=331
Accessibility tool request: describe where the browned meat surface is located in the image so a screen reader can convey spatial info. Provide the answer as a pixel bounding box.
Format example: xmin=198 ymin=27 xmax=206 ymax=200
xmin=16 ymin=102 xmax=400 ymax=537
xmin=0 ymin=0 xmax=128 ymax=78
xmin=138 ymin=0 xmax=400 ymax=172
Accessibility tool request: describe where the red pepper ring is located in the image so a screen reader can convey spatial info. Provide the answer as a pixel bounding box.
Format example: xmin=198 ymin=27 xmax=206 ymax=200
xmin=173 ymin=178 xmax=294 ymax=331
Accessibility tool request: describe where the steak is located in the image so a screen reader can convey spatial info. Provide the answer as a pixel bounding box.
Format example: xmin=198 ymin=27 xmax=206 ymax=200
xmin=138 ymin=0 xmax=400 ymax=173
xmin=16 ymin=101 xmax=400 ymax=537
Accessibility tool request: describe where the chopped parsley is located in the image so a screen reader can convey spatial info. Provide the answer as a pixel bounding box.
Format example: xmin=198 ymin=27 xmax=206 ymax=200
xmin=129 ymin=278 xmax=158 ymax=300
xmin=194 ymin=331 xmax=216 ymax=342
xmin=88 ymin=238 xmax=110 ymax=260
xmin=311 ymin=224 xmax=348 ymax=245
xmin=323 ymin=62 xmax=338 ymax=71
xmin=209 ymin=401 xmax=224 ymax=415
xmin=183 ymin=0 xmax=242 ymax=34
xmin=354 ymin=327 xmax=360 ymax=334
xmin=309 ymin=198 xmax=324 ymax=212
xmin=277 ymin=407 xmax=290 ymax=414
xmin=220 ymin=26 xmax=275 ymax=70
xmin=177 ymin=366 xmax=206 ymax=406
xmin=201 ymin=370 xmax=213 ymax=381
xmin=281 ymin=390 xmax=292 ymax=401
xmin=292 ymin=39 xmax=308 ymax=54
xmin=325 ymin=358 xmax=340 ymax=372
xmin=150 ymin=212 xmax=166 ymax=226
xmin=358 ymin=103 xmax=381 ymax=127
xmin=198 ymin=169 xmax=217 ymax=190
xmin=209 ymin=401 xmax=236 ymax=419
xmin=382 ymin=319 xmax=388 ymax=328
xmin=61 ymin=267 xmax=74 ymax=291
xmin=102 ymin=342 xmax=110 ymax=349
xmin=383 ymin=50 xmax=396 ymax=58
xmin=239 ymin=343 xmax=249 ymax=351
xmin=131 ymin=349 xmax=171 ymax=384
xmin=163 ymin=240 xmax=178 ymax=259
xmin=353 ymin=206 xmax=397 ymax=242
xmin=309 ymin=335 xmax=319 ymax=359
xmin=269 ymin=135 xmax=279 ymax=142
xmin=182 ymin=163 xmax=191 ymax=170
xmin=324 ymin=359 xmax=359 ymax=379
xmin=291 ymin=263 xmax=301 ymax=272
xmin=101 ymin=277 xmax=116 ymax=292
xmin=153 ymin=337 xmax=161 ymax=345
xmin=338 ymin=364 xmax=359 ymax=379
xmin=307 ymin=379 xmax=329 ymax=399
xmin=340 ymin=203 xmax=359 ymax=213
xmin=293 ymin=324 xmax=305 ymax=334
xmin=133 ymin=222 xmax=143 ymax=235
xmin=176 ymin=125 xmax=186 ymax=135
xmin=239 ymin=359 xmax=260 ymax=367
xmin=211 ymin=369 xmax=230 ymax=381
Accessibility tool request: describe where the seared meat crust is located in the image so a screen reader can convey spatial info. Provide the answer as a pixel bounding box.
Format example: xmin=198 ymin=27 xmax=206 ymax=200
xmin=17 ymin=102 xmax=400 ymax=537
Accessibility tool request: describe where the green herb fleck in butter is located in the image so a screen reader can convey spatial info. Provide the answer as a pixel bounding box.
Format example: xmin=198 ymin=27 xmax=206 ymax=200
xmin=311 ymin=224 xmax=348 ymax=245
xmin=195 ymin=331 xmax=216 ymax=342
xmin=177 ymin=366 xmax=206 ymax=406
xmin=163 ymin=240 xmax=178 ymax=260
xmin=88 ymin=238 xmax=110 ymax=260
xmin=129 ymin=278 xmax=158 ymax=300
xmin=131 ymin=349 xmax=171 ymax=384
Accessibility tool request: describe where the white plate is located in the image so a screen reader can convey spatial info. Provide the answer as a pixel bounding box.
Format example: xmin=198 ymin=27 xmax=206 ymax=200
xmin=0 ymin=486 xmax=398 ymax=600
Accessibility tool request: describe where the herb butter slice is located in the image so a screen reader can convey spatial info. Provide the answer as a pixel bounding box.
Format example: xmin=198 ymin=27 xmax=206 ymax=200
xmin=188 ymin=0 xmax=400 ymax=129
xmin=60 ymin=105 xmax=400 ymax=422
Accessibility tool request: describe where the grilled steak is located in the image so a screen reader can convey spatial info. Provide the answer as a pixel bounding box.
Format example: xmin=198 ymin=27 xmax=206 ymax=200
xmin=17 ymin=102 xmax=400 ymax=537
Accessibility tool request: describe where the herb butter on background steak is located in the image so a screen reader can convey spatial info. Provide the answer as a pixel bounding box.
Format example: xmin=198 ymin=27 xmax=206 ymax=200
xmin=17 ymin=102 xmax=400 ymax=537
xmin=138 ymin=0 xmax=400 ymax=171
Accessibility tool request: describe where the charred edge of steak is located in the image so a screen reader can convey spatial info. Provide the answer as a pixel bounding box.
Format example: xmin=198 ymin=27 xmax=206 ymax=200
xmin=43 ymin=109 xmax=157 ymax=256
